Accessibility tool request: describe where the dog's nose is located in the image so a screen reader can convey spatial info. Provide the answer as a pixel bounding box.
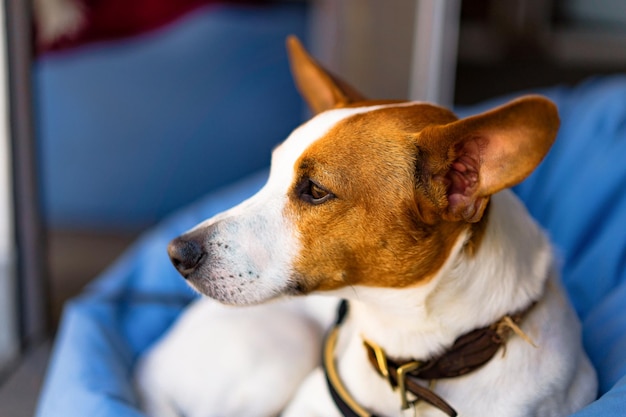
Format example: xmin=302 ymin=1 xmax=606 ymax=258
xmin=168 ymin=236 xmax=205 ymax=278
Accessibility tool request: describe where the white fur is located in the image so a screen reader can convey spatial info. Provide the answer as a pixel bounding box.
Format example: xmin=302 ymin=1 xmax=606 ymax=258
xmin=282 ymin=190 xmax=597 ymax=417
xmin=135 ymin=295 xmax=339 ymax=417
xmin=136 ymin=104 xmax=597 ymax=417
xmin=182 ymin=104 xmax=416 ymax=305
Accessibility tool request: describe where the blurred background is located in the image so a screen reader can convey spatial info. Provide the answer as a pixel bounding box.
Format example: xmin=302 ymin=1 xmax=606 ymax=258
xmin=1 ymin=0 xmax=626 ymax=415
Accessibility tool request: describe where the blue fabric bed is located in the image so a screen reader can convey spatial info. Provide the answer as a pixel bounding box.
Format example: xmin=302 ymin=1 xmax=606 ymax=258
xmin=36 ymin=75 xmax=626 ymax=416
xmin=36 ymin=2 xmax=308 ymax=230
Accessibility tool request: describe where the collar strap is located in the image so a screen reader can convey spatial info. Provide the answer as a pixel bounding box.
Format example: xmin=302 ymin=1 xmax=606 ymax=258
xmin=324 ymin=324 xmax=377 ymax=417
xmin=364 ymin=302 xmax=535 ymax=382
xmin=323 ymin=300 xmax=456 ymax=417
xmin=323 ymin=300 xmax=536 ymax=417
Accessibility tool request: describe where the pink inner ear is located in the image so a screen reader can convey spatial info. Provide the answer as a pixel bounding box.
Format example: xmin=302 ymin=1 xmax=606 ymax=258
xmin=446 ymin=138 xmax=482 ymax=213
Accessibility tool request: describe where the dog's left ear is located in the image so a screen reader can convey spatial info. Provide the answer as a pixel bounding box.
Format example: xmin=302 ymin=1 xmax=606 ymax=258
xmin=421 ymin=95 xmax=559 ymax=223
xmin=286 ymin=35 xmax=366 ymax=114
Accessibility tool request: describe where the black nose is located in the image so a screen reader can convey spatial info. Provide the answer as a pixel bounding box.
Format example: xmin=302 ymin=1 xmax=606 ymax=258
xmin=168 ymin=236 xmax=205 ymax=278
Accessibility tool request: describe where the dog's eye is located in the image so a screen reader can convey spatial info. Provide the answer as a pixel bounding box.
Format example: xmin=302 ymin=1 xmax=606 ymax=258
xmin=299 ymin=179 xmax=334 ymax=205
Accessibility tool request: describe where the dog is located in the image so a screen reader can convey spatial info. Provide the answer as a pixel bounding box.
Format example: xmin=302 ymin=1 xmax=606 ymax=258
xmin=135 ymin=36 xmax=597 ymax=417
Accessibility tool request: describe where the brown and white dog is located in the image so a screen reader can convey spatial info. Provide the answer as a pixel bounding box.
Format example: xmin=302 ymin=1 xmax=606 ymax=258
xmin=135 ymin=37 xmax=597 ymax=417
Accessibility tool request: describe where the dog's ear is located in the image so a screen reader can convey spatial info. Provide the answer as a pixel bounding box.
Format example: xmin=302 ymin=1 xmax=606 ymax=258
xmin=421 ymin=95 xmax=559 ymax=223
xmin=286 ymin=36 xmax=365 ymax=114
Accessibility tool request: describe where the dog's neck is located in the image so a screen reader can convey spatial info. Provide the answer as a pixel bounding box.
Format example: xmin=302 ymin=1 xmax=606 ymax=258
xmin=328 ymin=189 xmax=552 ymax=361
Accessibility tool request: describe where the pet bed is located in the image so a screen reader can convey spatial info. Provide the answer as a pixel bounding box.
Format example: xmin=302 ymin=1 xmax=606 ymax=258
xmin=36 ymin=1 xmax=307 ymax=230
xmin=36 ymin=75 xmax=626 ymax=416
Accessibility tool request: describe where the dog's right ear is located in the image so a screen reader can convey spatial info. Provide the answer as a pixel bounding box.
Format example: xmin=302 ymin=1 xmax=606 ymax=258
xmin=286 ymin=36 xmax=365 ymax=114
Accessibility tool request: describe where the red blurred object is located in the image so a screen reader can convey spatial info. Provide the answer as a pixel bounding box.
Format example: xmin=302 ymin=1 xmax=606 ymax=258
xmin=39 ymin=0 xmax=266 ymax=53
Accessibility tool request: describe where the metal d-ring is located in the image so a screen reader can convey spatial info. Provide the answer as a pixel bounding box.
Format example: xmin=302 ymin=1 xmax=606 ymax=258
xmin=397 ymin=361 xmax=421 ymax=410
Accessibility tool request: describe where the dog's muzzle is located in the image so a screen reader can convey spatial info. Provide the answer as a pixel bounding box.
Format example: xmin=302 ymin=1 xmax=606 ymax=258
xmin=168 ymin=235 xmax=205 ymax=278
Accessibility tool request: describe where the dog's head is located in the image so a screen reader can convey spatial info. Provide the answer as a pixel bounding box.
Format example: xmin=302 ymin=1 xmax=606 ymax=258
xmin=168 ymin=37 xmax=559 ymax=305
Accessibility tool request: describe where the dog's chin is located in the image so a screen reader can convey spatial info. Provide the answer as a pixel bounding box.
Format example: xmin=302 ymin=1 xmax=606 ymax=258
xmin=185 ymin=273 xmax=300 ymax=306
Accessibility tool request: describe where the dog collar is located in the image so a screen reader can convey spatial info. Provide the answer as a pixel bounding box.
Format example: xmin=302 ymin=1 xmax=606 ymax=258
xmin=323 ymin=300 xmax=536 ymax=417
xmin=323 ymin=301 xmax=374 ymax=417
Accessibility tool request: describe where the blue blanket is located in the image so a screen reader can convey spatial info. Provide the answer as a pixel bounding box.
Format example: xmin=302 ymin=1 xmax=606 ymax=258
xmin=37 ymin=76 xmax=626 ymax=416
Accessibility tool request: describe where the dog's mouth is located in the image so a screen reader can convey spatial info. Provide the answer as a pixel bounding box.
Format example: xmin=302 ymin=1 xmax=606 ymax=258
xmin=183 ymin=262 xmax=303 ymax=306
xmin=167 ymin=204 xmax=301 ymax=305
xmin=284 ymin=278 xmax=308 ymax=296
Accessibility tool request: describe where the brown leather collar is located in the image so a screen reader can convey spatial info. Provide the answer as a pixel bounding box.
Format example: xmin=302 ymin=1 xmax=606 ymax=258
xmin=322 ymin=300 xmax=538 ymax=417
xmin=362 ymin=302 xmax=536 ymax=416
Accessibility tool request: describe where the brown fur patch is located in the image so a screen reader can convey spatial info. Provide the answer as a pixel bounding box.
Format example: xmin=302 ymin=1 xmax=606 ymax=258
xmin=285 ymin=104 xmax=477 ymax=292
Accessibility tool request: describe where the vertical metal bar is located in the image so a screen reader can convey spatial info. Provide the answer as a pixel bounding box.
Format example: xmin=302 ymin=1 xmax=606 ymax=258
xmin=4 ymin=0 xmax=49 ymax=346
xmin=409 ymin=0 xmax=461 ymax=106
xmin=0 ymin=0 xmax=18 ymax=377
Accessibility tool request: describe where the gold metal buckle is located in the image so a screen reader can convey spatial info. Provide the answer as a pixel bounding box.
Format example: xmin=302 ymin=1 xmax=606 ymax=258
xmin=397 ymin=361 xmax=421 ymax=410
xmin=362 ymin=338 xmax=392 ymax=387
xmin=363 ymin=337 xmax=422 ymax=411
